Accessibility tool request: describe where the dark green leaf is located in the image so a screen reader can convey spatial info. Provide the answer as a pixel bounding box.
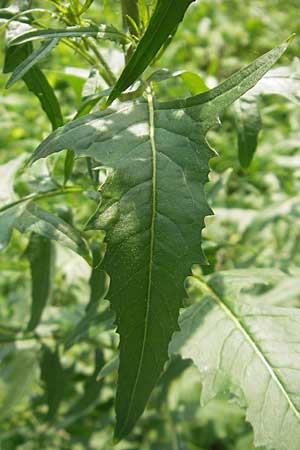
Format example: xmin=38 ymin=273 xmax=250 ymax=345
xmin=4 ymin=22 xmax=63 ymax=130
xmin=6 ymin=38 xmax=59 ymax=88
xmin=108 ymin=0 xmax=196 ymax=104
xmin=88 ymin=241 xmax=109 ymax=306
xmin=63 ymin=150 xmax=75 ymax=185
xmin=236 ymin=97 xmax=262 ymax=168
xmin=0 ymin=350 xmax=38 ymax=420
xmin=26 ymin=233 xmax=55 ymax=332
xmin=30 ymin=43 xmax=288 ymax=439
xmin=41 ymin=347 xmax=66 ymax=421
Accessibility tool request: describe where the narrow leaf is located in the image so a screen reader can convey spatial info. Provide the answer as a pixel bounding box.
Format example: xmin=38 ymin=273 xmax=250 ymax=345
xmin=30 ymin=44 xmax=287 ymax=439
xmin=6 ymin=38 xmax=59 ymax=88
xmin=26 ymin=233 xmax=55 ymax=332
xmin=108 ymin=0 xmax=196 ymax=103
xmin=169 ymin=41 xmax=289 ymax=120
xmin=0 ymin=201 xmax=91 ymax=264
xmin=236 ymin=97 xmax=262 ymax=168
xmin=4 ymin=44 xmax=63 ymax=130
xmin=41 ymin=347 xmax=66 ymax=421
xmin=63 ymin=150 xmax=75 ymax=185
xmin=64 ymin=306 xmax=114 ymax=350
xmin=8 ymin=25 xmax=130 ymax=46
xmin=4 ymin=22 xmax=63 ymax=130
xmin=171 ymin=270 xmax=300 ymax=450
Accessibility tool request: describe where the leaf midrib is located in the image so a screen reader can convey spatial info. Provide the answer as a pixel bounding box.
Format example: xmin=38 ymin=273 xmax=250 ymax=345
xmin=195 ymin=278 xmax=300 ymax=423
xmin=119 ymin=90 xmax=157 ymax=434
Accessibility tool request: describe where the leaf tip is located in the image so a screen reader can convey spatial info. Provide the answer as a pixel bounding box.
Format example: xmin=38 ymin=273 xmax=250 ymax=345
xmin=286 ymin=32 xmax=296 ymax=44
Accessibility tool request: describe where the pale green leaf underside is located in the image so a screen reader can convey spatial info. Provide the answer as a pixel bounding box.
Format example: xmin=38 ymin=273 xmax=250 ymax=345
xmin=30 ymin=43 xmax=287 ymax=438
xmin=170 ymin=270 xmax=300 ymax=450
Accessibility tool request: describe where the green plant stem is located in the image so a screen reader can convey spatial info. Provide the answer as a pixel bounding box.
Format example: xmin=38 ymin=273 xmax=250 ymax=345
xmin=83 ymin=37 xmax=116 ymax=86
xmin=0 ymin=186 xmax=84 ymax=214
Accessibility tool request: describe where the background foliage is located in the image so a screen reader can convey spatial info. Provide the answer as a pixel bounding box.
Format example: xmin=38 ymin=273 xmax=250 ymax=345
xmin=1 ymin=1 xmax=300 ymax=449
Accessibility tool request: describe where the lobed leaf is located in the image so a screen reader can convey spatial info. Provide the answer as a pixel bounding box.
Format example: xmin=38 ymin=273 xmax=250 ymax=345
xmin=30 ymin=43 xmax=287 ymax=439
xmin=170 ymin=270 xmax=300 ymax=450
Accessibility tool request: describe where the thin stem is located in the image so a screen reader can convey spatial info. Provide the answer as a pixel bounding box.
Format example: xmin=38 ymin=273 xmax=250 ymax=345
xmin=0 ymin=186 xmax=84 ymax=214
xmin=83 ymin=37 xmax=117 ymax=86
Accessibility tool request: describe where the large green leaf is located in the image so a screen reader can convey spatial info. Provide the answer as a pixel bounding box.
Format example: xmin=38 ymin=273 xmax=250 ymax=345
xmin=30 ymin=43 xmax=287 ymax=438
xmin=108 ymin=0 xmax=196 ymax=104
xmin=170 ymin=269 xmax=300 ymax=450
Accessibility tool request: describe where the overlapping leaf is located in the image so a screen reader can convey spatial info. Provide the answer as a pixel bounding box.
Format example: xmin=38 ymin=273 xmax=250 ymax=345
xmin=0 ymin=201 xmax=91 ymax=263
xmin=30 ymin=43 xmax=287 ymax=438
xmin=6 ymin=38 xmax=59 ymax=88
xmin=4 ymin=21 xmax=63 ymax=130
xmin=108 ymin=0 xmax=196 ymax=104
xmin=170 ymin=269 xmax=300 ymax=450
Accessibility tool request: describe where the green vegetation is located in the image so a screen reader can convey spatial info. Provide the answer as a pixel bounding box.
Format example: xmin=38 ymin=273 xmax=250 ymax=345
xmin=1 ymin=1 xmax=300 ymax=449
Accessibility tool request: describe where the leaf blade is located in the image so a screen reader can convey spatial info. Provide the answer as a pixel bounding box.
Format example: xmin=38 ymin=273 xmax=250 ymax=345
xmin=26 ymin=233 xmax=55 ymax=332
xmin=5 ymin=38 xmax=59 ymax=88
xmin=8 ymin=25 xmax=129 ymax=46
xmin=171 ymin=270 xmax=300 ymax=450
xmin=108 ymin=0 xmax=196 ymax=104
xmin=29 ymin=44 xmax=287 ymax=439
